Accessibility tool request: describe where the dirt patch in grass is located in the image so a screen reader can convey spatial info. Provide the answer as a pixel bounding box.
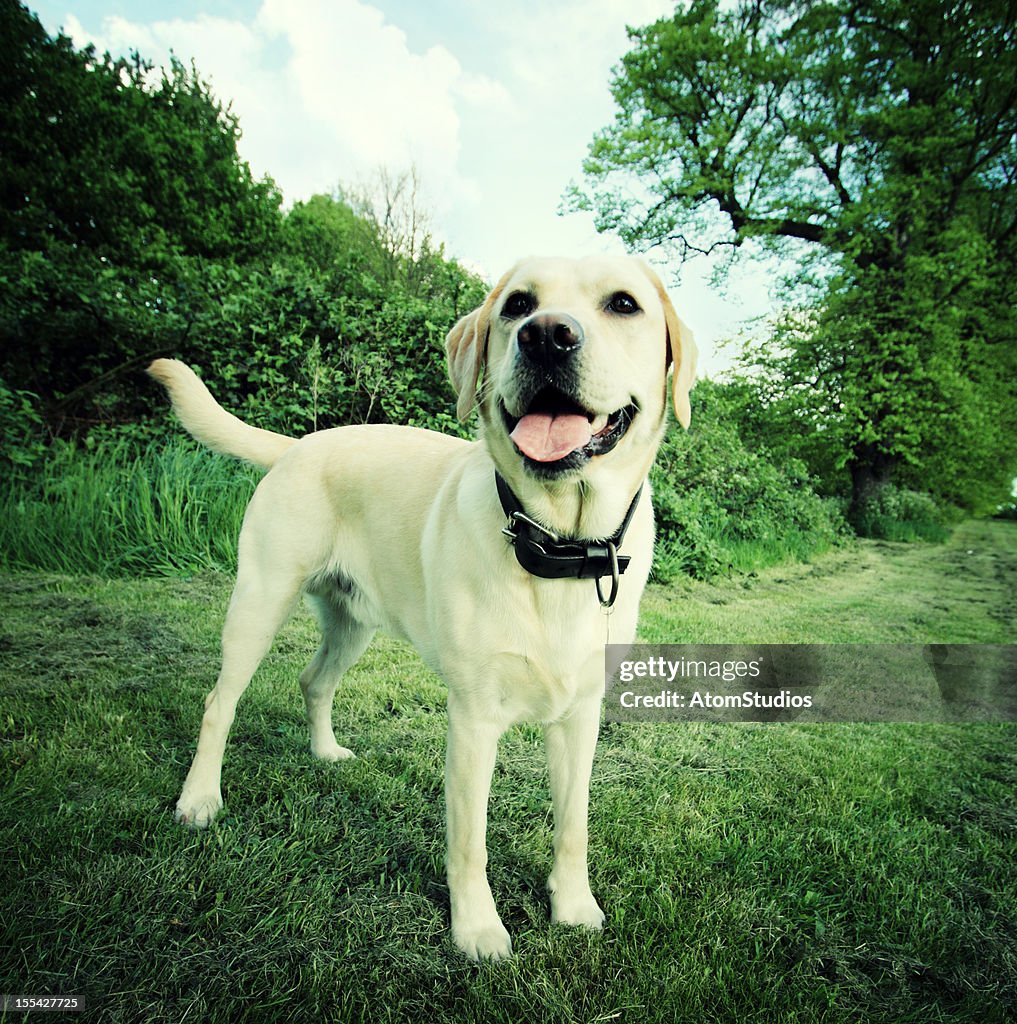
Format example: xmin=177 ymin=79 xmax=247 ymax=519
xmin=0 ymin=575 xmax=210 ymax=694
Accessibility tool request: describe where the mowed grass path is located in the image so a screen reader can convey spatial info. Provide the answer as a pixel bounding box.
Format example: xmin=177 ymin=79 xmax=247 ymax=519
xmin=1 ymin=520 xmax=1015 ymax=1023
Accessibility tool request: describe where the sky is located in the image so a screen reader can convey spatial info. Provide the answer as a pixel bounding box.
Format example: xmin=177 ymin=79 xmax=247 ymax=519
xmin=28 ymin=0 xmax=778 ymax=375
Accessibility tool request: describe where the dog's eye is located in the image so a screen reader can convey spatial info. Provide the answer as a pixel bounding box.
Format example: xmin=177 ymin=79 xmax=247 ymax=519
xmin=501 ymin=291 xmax=536 ymax=320
xmin=607 ymin=292 xmax=641 ymax=316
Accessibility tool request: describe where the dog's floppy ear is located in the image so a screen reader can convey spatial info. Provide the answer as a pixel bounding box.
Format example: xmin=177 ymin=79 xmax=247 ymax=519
xmin=666 ymin=307 xmax=698 ymax=430
xmin=638 ymin=262 xmax=698 ymax=429
xmin=445 ymin=267 xmax=515 ymax=421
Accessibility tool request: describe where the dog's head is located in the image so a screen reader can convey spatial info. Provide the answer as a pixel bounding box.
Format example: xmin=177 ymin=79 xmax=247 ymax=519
xmin=446 ymin=255 xmax=697 ymax=494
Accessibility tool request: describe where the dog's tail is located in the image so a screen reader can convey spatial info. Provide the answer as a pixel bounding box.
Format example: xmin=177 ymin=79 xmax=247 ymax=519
xmin=147 ymin=359 xmax=297 ymax=470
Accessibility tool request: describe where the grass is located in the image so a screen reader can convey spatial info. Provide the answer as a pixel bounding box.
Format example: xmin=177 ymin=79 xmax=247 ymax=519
xmin=638 ymin=520 xmax=1017 ymax=645
xmin=0 ymin=439 xmax=260 ymax=576
xmin=716 ymin=528 xmax=843 ymax=576
xmin=2 ymin=520 xmax=1015 ymax=1022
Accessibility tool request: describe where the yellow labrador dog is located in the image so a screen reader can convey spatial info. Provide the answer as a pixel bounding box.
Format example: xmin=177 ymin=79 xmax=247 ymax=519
xmin=149 ymin=255 xmax=696 ymax=961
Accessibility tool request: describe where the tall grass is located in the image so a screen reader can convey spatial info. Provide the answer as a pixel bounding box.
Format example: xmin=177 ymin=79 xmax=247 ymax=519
xmin=0 ymin=439 xmax=258 ymax=576
xmin=0 ymin=436 xmax=944 ymax=583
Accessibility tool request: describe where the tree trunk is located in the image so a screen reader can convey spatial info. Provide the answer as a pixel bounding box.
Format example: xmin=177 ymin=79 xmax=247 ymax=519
xmin=847 ymin=450 xmax=895 ymax=533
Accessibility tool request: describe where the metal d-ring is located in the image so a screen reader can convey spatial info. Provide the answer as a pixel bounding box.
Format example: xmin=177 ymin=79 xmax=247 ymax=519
xmin=596 ymin=541 xmax=621 ymax=608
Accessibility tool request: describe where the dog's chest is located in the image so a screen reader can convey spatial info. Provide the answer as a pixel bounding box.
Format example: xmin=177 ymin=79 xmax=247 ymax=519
xmin=436 ymin=580 xmax=638 ymax=726
xmin=491 ymin=641 xmax=604 ymax=724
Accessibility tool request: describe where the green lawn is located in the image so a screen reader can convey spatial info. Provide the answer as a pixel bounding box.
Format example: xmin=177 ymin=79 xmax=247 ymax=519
xmin=1 ymin=522 xmax=1015 ymax=1023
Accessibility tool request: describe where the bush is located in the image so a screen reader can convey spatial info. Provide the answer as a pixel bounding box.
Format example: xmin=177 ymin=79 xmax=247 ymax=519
xmin=0 ymin=376 xmax=47 ymax=472
xmin=184 ymin=258 xmax=480 ymax=440
xmin=649 ymin=487 xmax=728 ymax=579
xmin=649 ymin=381 xmax=848 ymax=581
xmin=852 ymin=484 xmax=955 ymax=542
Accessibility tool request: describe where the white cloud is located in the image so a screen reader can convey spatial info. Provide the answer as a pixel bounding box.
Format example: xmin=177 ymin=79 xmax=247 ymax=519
xmin=254 ymin=0 xmax=497 ymax=191
xmin=65 ymin=12 xmax=267 ymax=95
xmin=63 ymin=1 xmax=508 ymax=213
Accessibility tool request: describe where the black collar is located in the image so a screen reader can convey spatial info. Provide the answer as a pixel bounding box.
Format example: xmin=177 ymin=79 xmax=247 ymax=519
xmin=495 ymin=471 xmax=641 ymax=608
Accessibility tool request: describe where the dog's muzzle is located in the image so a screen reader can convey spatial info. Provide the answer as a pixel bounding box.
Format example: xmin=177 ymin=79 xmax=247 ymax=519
xmin=500 ymin=311 xmax=637 ymax=477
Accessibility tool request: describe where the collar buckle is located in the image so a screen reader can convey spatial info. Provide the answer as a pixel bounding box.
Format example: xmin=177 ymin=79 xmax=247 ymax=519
xmin=502 ymin=510 xmax=560 ymax=546
xmin=595 ymin=541 xmax=621 ymax=608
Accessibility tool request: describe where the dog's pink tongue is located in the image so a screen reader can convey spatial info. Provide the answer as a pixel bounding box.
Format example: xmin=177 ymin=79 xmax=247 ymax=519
xmin=510 ymin=412 xmax=592 ymax=462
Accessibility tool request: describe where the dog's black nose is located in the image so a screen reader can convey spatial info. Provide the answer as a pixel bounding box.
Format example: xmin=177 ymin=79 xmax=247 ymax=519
xmin=516 ymin=313 xmax=584 ymax=366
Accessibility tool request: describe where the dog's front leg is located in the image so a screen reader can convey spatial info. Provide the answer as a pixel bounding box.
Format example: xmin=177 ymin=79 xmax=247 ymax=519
xmin=445 ymin=703 xmax=511 ymax=961
xmin=545 ymin=695 xmax=606 ymax=931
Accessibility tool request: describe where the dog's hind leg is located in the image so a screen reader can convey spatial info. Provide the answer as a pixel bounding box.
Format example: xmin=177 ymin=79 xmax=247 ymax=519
xmin=175 ymin=566 xmax=303 ymax=828
xmin=300 ymin=591 xmax=376 ymax=762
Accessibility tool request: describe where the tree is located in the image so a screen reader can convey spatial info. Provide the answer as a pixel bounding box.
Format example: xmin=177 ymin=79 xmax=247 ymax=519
xmin=0 ymin=4 xmax=489 ymax=448
xmin=336 ymin=166 xmax=465 ymax=301
xmin=0 ymin=1 xmax=282 ymax=431
xmin=281 ymin=193 xmax=380 ymax=279
xmin=573 ymin=0 xmax=1017 ymax=523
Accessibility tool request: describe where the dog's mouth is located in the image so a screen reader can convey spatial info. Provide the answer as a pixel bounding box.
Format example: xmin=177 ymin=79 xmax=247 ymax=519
xmin=501 ymin=388 xmax=637 ymax=474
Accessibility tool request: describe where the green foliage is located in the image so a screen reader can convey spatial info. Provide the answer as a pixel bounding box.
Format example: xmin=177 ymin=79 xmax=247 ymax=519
xmin=0 ymin=11 xmax=280 ymax=264
xmin=280 ymin=193 xmax=379 ymax=276
xmin=574 ymin=0 xmax=1017 ymax=523
xmin=650 ymin=381 xmax=847 ymax=580
xmin=0 ymin=2 xmax=283 ymax=427
xmin=727 ymin=241 xmax=1017 ymax=521
xmin=575 ymin=0 xmax=1017 ymax=268
xmin=0 ymin=5 xmax=487 ymax=439
xmin=851 ymin=484 xmax=956 ymax=544
xmin=0 ymin=376 xmax=46 ymax=471
xmin=181 ymin=211 xmax=486 ymax=438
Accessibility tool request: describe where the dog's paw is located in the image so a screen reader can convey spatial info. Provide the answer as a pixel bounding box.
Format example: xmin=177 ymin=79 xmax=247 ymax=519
xmin=453 ymin=919 xmax=513 ymax=962
xmin=311 ymin=740 xmax=355 ymax=763
xmin=175 ymin=791 xmax=223 ymax=828
xmin=551 ymin=890 xmax=606 ymax=931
